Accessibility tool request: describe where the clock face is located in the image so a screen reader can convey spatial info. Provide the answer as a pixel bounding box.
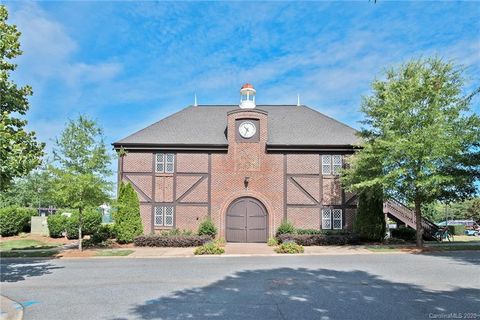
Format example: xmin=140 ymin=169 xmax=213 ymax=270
xmin=238 ymin=121 xmax=257 ymax=139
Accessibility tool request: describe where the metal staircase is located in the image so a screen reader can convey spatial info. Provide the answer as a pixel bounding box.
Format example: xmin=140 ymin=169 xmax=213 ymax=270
xmin=383 ymin=199 xmax=439 ymax=241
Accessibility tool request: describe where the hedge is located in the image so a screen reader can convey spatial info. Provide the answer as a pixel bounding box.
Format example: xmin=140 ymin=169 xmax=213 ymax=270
xmin=277 ymin=233 xmax=360 ymax=246
xmin=0 ymin=207 xmax=37 ymax=237
xmin=64 ymin=210 xmax=102 ymax=240
xmin=134 ymin=234 xmax=212 ymax=247
xmin=47 ymin=214 xmax=68 ymax=238
xmin=114 ymin=182 xmax=143 ymax=243
xmin=448 ymin=225 xmax=465 ymax=236
xmin=390 ymin=227 xmax=416 ymax=242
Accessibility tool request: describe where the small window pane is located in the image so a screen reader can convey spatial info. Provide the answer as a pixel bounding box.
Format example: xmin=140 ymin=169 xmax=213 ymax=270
xmin=322 ymin=155 xmax=332 ymax=175
xmin=322 ymin=209 xmax=331 ymax=229
xmin=333 ymin=155 xmax=342 ymax=175
xmin=155 ymin=153 xmax=165 ymax=173
xmin=165 ymin=207 xmax=174 ymax=226
xmin=165 ymin=153 xmax=175 ymax=173
xmin=154 ymin=207 xmax=164 ymax=226
xmin=333 ymin=209 xmax=342 ymax=230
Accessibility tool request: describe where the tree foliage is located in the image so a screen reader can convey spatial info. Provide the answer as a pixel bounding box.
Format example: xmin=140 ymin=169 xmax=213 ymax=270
xmin=353 ymin=187 xmax=386 ymax=242
xmin=342 ymin=57 xmax=480 ymax=247
xmin=0 ymin=5 xmax=44 ymax=190
xmin=113 ymin=182 xmax=143 ymax=243
xmin=0 ymin=167 xmax=56 ymax=208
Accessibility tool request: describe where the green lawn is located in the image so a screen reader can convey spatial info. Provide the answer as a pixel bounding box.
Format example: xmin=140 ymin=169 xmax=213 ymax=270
xmin=0 ymin=250 xmax=58 ymax=258
xmin=96 ymin=249 xmax=134 ymax=257
xmin=0 ymin=239 xmax=62 ymax=251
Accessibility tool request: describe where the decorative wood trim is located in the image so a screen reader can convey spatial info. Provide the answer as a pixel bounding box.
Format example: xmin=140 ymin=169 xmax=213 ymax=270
xmin=208 ymin=153 xmax=212 ymax=216
xmin=177 ymin=175 xmax=207 ymax=203
xmin=286 ymin=173 xmax=320 ymax=177
xmin=283 ymin=154 xmax=287 ymax=220
xmin=345 ymin=194 xmax=358 ymax=206
xmin=173 ymin=154 xmax=177 ymax=227
xmin=151 ymin=153 xmax=155 ymax=233
xmin=289 ymin=177 xmax=318 ymax=205
xmin=124 ymin=175 xmax=152 ymax=202
xmin=177 ymin=172 xmax=208 ymax=175
xmin=177 ymin=202 xmax=209 ymax=207
xmin=286 ymin=204 xmax=319 ymax=208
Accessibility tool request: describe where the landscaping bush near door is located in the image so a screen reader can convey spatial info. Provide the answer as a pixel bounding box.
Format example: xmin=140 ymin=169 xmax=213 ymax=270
xmin=0 ymin=207 xmax=37 ymax=237
xmin=275 ymin=241 xmax=304 ymax=254
xmin=194 ymin=242 xmax=225 ymax=255
xmin=276 ymin=220 xmax=295 ymax=236
xmin=134 ymin=234 xmax=212 ymax=247
xmin=278 ymin=233 xmax=360 ymax=246
xmin=198 ymin=218 xmax=217 ymax=238
xmin=390 ymin=227 xmax=416 ymax=242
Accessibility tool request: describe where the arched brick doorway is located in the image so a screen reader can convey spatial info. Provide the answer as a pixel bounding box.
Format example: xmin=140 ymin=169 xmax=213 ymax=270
xmin=226 ymin=197 xmax=268 ymax=243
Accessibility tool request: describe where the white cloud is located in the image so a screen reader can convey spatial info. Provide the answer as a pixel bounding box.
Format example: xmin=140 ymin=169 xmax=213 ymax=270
xmin=10 ymin=2 xmax=121 ymax=88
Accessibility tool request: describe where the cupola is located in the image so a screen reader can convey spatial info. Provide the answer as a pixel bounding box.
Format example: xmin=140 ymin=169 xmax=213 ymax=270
xmin=239 ymin=83 xmax=256 ymax=109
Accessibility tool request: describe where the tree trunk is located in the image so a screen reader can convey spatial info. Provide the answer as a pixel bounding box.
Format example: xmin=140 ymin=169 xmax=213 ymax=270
xmin=78 ymin=207 xmax=83 ymax=252
xmin=414 ymin=198 xmax=423 ymax=249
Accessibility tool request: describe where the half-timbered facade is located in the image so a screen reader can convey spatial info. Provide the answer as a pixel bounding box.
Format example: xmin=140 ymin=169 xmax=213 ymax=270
xmin=113 ymin=84 xmax=360 ymax=242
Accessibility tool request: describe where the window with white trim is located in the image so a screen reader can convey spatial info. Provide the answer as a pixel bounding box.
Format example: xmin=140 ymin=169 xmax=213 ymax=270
xmin=155 ymin=153 xmax=175 ymax=173
xmin=322 ymin=155 xmax=331 ymax=175
xmin=322 ymin=208 xmax=343 ymax=230
xmin=154 ymin=206 xmax=174 ymax=227
xmin=321 ymin=209 xmax=331 ymax=229
xmin=332 ymin=209 xmax=343 ymax=230
xmin=321 ymin=155 xmax=342 ymax=175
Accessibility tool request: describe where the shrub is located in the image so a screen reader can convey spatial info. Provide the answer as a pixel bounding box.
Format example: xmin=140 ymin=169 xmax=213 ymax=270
xmin=65 ymin=214 xmax=79 ymax=239
xmin=267 ymin=237 xmax=278 ymax=246
xmin=277 ymin=233 xmax=360 ymax=246
xmin=159 ymin=228 xmax=194 ymax=236
xmin=47 ymin=214 xmax=68 ymax=238
xmin=448 ymin=225 xmax=465 ymax=236
xmin=63 ymin=210 xmax=102 ymax=240
xmin=0 ymin=207 xmax=36 ymax=237
xmin=194 ymin=242 xmax=225 ymax=255
xmin=275 ymin=241 xmax=304 ymax=254
xmin=390 ymin=227 xmax=416 ymax=242
xmin=134 ymin=234 xmax=212 ymax=247
xmin=296 ymin=229 xmax=323 ymax=235
xmin=198 ymin=217 xmax=217 ymax=238
xmin=214 ymin=237 xmax=226 ymax=247
xmin=91 ymin=224 xmax=114 ymax=244
xmin=353 ymin=188 xmax=386 ymax=242
xmin=276 ymin=220 xmax=295 ymax=236
xmin=113 ymin=182 xmax=143 ymax=243
xmin=82 ymin=209 xmax=102 ymax=235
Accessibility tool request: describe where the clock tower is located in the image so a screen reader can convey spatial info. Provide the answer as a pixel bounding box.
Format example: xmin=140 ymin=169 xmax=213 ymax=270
xmin=226 ymin=83 xmax=268 ymax=172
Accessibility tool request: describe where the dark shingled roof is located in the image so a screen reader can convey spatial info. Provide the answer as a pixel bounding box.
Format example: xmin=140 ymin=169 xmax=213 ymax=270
xmin=114 ymin=105 xmax=360 ymax=147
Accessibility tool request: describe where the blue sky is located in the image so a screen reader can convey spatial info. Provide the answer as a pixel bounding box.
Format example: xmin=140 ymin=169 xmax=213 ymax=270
xmin=4 ymin=1 xmax=480 ymax=173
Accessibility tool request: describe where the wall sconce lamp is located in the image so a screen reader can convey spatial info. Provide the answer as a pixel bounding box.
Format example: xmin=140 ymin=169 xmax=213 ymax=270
xmin=244 ymin=176 xmax=250 ymax=189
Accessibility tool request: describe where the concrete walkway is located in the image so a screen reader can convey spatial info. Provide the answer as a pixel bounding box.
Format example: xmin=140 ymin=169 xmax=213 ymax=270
xmin=128 ymin=247 xmax=195 ymax=258
xmin=0 ymin=295 xmax=22 ymax=320
xmin=224 ymin=243 xmax=275 ymax=255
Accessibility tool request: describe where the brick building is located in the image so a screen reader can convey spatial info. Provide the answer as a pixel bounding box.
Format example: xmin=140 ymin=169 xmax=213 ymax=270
xmin=113 ymin=84 xmax=360 ymax=242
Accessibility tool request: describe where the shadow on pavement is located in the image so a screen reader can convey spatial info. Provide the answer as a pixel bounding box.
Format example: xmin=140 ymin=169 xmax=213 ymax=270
xmin=0 ymin=258 xmax=63 ymax=283
xmin=113 ymin=267 xmax=480 ymax=320
xmin=421 ymin=250 xmax=480 ymax=266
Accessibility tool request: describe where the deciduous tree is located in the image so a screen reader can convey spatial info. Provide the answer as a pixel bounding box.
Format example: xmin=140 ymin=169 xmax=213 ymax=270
xmin=52 ymin=115 xmax=112 ymax=250
xmin=342 ymin=57 xmax=480 ymax=248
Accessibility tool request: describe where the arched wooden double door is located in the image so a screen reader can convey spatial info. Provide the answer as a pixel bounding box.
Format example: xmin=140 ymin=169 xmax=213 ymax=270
xmin=226 ymin=197 xmax=268 ymax=243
